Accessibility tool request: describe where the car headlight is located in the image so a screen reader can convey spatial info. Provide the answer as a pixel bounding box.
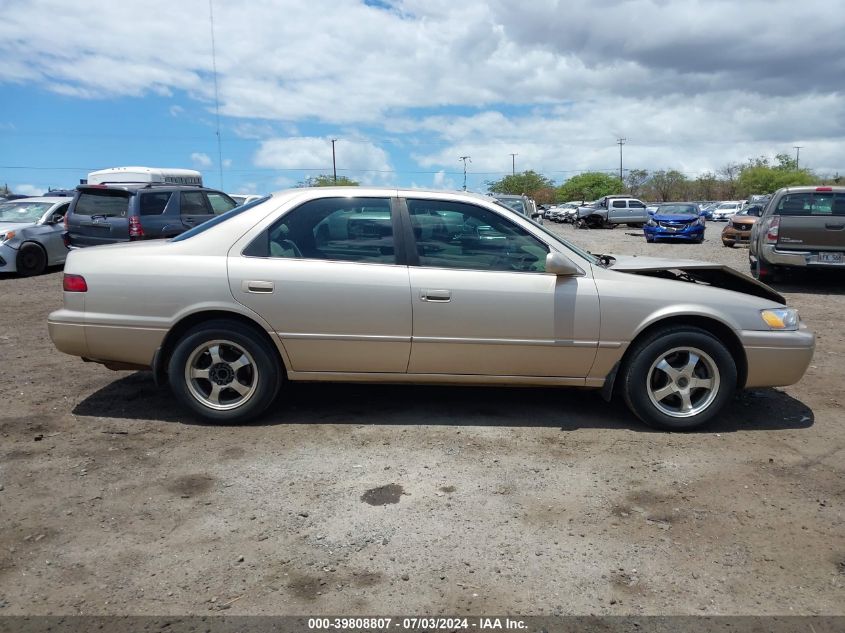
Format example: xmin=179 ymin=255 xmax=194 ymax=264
xmin=760 ymin=308 xmax=799 ymax=330
xmin=0 ymin=231 xmax=15 ymax=243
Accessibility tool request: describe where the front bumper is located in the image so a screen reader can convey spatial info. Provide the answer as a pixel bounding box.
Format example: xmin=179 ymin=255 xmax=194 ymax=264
xmin=740 ymin=325 xmax=815 ymax=388
xmin=644 ymin=224 xmax=704 ymax=240
xmin=0 ymin=242 xmax=18 ymax=272
xmin=760 ymin=244 xmax=845 ymax=269
xmin=722 ymin=226 xmax=753 ymax=244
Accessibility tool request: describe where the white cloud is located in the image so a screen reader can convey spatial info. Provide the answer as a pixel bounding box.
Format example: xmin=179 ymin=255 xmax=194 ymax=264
xmin=169 ymin=105 xmax=184 ymax=117
xmin=254 ymin=137 xmax=393 ymax=183
xmin=190 ymin=152 xmax=212 ymax=168
xmin=15 ymin=184 xmax=45 ymax=196
xmin=222 ymin=158 xmax=232 ymax=168
xmin=1 ymin=0 xmax=845 ymax=179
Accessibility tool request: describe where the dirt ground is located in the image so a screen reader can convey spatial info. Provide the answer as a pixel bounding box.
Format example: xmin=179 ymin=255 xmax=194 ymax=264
xmin=0 ymin=220 xmax=843 ymax=616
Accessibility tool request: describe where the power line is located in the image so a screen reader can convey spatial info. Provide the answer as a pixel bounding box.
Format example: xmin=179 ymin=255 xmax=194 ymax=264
xmin=208 ymin=0 xmax=224 ymax=189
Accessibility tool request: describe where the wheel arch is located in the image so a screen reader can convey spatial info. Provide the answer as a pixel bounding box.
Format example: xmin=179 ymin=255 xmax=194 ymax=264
xmin=604 ymin=314 xmax=748 ymax=399
xmin=152 ymin=309 xmax=288 ymax=386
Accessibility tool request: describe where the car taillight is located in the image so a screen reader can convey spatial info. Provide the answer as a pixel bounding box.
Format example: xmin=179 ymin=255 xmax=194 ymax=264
xmin=63 ymin=274 xmax=88 ymax=292
xmin=816 ymin=187 xmax=833 ymax=192
xmin=128 ymin=216 xmax=145 ymax=240
xmin=64 ymin=211 xmax=69 ymax=230
xmin=765 ymin=216 xmax=780 ymax=244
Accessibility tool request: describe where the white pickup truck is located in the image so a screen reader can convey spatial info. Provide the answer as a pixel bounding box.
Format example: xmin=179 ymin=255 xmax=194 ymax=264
xmin=576 ymin=195 xmax=649 ymax=228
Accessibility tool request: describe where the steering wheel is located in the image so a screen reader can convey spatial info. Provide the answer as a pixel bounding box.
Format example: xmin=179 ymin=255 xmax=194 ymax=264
xmin=278 ymin=239 xmax=302 ymax=258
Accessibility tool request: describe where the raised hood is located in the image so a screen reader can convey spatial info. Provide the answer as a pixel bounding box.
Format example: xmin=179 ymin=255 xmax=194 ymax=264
xmin=608 ymin=255 xmax=785 ymax=304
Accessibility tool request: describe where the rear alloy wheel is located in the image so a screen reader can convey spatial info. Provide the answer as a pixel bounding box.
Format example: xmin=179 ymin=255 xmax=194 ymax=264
xmin=16 ymin=243 xmax=47 ymax=277
xmin=168 ymin=319 xmax=281 ymax=423
xmin=621 ymin=326 xmax=736 ymax=431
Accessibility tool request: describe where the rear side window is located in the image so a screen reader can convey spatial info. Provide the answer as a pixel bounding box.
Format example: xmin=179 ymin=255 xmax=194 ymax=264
xmin=172 ymin=195 xmax=270 ymax=242
xmin=73 ymin=190 xmax=131 ymax=217
xmin=139 ymin=191 xmax=172 ymax=216
xmin=629 ymin=200 xmax=645 ymax=208
xmin=775 ymin=192 xmax=845 ymax=216
xmin=246 ymin=197 xmax=395 ymax=264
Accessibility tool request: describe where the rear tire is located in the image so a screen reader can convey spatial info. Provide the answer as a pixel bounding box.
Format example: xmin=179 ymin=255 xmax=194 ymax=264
xmin=167 ymin=319 xmax=282 ymax=424
xmin=16 ymin=243 xmax=47 ymax=277
xmin=621 ymin=326 xmax=737 ymax=431
xmin=753 ymin=257 xmax=779 ymax=283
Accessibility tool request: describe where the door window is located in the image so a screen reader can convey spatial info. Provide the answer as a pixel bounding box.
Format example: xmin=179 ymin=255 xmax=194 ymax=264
xmin=247 ymin=197 xmax=395 ymax=264
xmin=407 ymin=199 xmax=548 ymax=272
xmin=611 ymin=200 xmax=626 ymax=208
xmin=629 ymin=200 xmax=645 ymax=208
xmin=207 ymin=192 xmax=237 ymax=215
xmin=139 ymin=192 xmax=172 ymax=216
xmin=181 ymin=191 xmax=211 ymax=215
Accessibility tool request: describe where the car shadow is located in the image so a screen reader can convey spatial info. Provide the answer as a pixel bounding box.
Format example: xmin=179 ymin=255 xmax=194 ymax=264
xmin=768 ymin=269 xmax=845 ymax=296
xmin=71 ymin=371 xmax=814 ymax=433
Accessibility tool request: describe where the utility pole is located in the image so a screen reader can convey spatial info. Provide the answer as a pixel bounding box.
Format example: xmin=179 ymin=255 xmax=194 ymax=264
xmin=794 ymin=146 xmax=803 ymax=170
xmin=209 ymin=0 xmax=224 ymax=189
xmin=459 ymin=156 xmax=471 ymax=191
xmin=509 ymin=153 xmax=517 ymax=176
xmin=331 ymin=139 xmax=338 ymax=184
xmin=616 ymin=137 xmax=626 ymax=184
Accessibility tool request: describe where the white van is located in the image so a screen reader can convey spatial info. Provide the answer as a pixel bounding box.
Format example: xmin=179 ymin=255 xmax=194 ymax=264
xmin=86 ymin=166 xmax=203 ymax=186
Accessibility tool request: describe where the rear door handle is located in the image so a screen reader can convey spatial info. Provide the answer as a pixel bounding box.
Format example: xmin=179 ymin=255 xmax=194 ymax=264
xmin=825 ymin=223 xmax=845 ymax=230
xmin=420 ymin=289 xmax=451 ymax=302
xmin=243 ymin=280 xmax=274 ymax=294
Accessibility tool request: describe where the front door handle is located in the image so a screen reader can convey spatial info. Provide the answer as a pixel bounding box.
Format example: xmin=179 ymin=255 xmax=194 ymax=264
xmin=243 ymin=280 xmax=274 ymax=294
xmin=420 ymin=289 xmax=451 ymax=302
xmin=825 ymin=223 xmax=845 ymax=230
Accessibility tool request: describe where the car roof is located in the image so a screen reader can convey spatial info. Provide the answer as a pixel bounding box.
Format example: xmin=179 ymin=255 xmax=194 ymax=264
xmin=1 ymin=196 xmax=69 ymax=204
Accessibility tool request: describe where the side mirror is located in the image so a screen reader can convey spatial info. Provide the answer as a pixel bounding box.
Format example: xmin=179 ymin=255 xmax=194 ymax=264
xmin=531 ymin=212 xmax=542 ymax=219
xmin=51 ymin=213 xmax=65 ymax=224
xmin=546 ymin=252 xmax=581 ymax=276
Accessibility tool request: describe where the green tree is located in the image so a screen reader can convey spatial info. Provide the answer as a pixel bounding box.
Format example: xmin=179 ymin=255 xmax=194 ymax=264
xmin=624 ymin=169 xmax=649 ymax=197
xmin=694 ymin=172 xmax=719 ymax=200
xmin=646 ymin=169 xmax=688 ymax=202
xmin=487 ymin=170 xmax=555 ymax=198
xmin=298 ymin=174 xmax=360 ymax=187
xmin=555 ymin=172 xmax=624 ymax=202
xmin=736 ymin=154 xmax=816 ymax=196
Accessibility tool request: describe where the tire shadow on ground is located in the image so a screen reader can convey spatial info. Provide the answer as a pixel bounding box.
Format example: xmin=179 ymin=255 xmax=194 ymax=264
xmin=71 ymin=371 xmax=814 ymax=434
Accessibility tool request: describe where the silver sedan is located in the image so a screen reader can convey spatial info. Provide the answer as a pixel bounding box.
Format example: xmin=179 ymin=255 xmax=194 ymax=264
xmin=0 ymin=197 xmax=71 ymax=276
xmin=48 ymin=188 xmax=815 ymax=430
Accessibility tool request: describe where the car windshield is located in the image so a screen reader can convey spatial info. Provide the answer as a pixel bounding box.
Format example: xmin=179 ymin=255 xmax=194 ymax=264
xmin=717 ymin=203 xmax=737 ymax=209
xmin=0 ymin=201 xmax=51 ymax=222
xmin=656 ymin=204 xmax=697 ymax=214
xmin=171 ymin=195 xmax=271 ymax=241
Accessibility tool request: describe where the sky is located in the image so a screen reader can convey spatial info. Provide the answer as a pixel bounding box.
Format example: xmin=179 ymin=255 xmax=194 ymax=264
xmin=2 ymin=0 xmax=844 ymax=196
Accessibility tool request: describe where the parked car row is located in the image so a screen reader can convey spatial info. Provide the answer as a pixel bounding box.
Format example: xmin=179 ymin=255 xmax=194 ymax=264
xmin=1 ymin=167 xmax=267 ymax=277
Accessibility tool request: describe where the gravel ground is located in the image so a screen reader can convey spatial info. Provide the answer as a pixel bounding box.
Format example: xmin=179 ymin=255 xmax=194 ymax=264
xmin=0 ymin=220 xmax=843 ymax=616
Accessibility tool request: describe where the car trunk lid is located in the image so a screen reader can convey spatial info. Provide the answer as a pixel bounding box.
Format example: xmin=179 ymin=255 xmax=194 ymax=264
xmin=774 ymin=190 xmax=845 ymax=252
xmin=68 ymin=188 xmax=132 ymax=246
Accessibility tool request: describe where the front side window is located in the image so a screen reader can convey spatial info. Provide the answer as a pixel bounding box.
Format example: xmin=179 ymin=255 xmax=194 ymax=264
xmin=612 ymin=200 xmax=626 ymax=208
xmin=249 ymin=197 xmax=395 ymax=264
xmin=407 ymin=199 xmax=548 ymax=273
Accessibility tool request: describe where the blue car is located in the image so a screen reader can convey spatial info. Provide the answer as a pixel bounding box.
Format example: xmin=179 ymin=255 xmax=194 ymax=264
xmin=644 ymin=203 xmax=705 ymax=243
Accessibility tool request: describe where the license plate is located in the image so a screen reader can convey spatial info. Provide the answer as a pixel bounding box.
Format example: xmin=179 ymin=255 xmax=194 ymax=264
xmin=819 ymin=252 xmax=843 ymax=263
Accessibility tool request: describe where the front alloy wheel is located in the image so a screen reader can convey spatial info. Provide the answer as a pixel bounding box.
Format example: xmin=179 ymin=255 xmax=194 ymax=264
xmin=621 ymin=326 xmax=737 ymax=430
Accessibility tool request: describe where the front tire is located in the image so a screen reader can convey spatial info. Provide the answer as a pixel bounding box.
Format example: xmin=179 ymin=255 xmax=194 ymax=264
xmin=17 ymin=243 xmax=47 ymax=276
xmin=621 ymin=326 xmax=737 ymax=431
xmin=168 ymin=319 xmax=282 ymax=423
